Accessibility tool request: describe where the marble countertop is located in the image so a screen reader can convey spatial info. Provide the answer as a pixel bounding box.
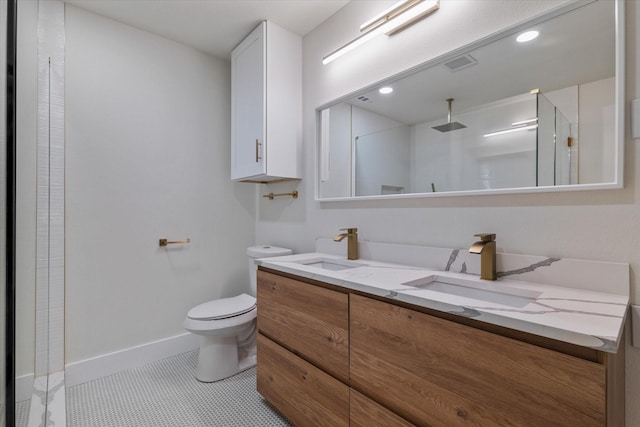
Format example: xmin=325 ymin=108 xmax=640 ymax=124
xmin=257 ymin=252 xmax=629 ymax=353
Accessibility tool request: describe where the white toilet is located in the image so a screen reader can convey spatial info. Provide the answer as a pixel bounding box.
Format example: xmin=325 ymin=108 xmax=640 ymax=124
xmin=183 ymin=245 xmax=292 ymax=382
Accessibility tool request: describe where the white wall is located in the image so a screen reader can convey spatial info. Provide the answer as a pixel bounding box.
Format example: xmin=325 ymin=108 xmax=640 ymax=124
xmin=257 ymin=0 xmax=640 ymax=424
xmin=64 ymin=6 xmax=255 ymax=364
xmin=579 ymin=76 xmax=616 ymax=183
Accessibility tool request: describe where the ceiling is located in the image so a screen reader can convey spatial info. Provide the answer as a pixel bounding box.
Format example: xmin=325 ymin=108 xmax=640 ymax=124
xmin=62 ymin=0 xmax=350 ymax=59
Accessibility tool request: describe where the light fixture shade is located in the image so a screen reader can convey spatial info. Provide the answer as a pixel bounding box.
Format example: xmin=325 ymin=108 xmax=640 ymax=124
xmin=360 ymin=0 xmax=422 ymax=34
xmin=323 ymin=0 xmax=440 ymax=65
xmin=385 ymin=0 xmax=440 ymax=36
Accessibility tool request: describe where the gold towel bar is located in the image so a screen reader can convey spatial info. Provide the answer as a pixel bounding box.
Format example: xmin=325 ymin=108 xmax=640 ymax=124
xmin=262 ymin=191 xmax=299 ymax=200
xmin=159 ymin=238 xmax=191 ymax=247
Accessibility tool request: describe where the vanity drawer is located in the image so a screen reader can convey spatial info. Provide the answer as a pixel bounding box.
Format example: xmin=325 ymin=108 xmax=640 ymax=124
xmin=350 ymin=389 xmax=415 ymax=427
xmin=257 ymin=270 xmax=349 ymax=383
xmin=350 ymin=294 xmax=607 ymax=427
xmin=257 ymin=334 xmax=349 ymax=427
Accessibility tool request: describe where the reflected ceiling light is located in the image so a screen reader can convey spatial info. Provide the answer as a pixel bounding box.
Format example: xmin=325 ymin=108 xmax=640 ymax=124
xmin=379 ymin=86 xmax=394 ymax=94
xmin=511 ymin=118 xmax=538 ymax=126
xmin=322 ymin=0 xmax=440 ymax=65
xmin=516 ymin=30 xmax=540 ymax=43
xmin=483 ymin=124 xmax=538 ymax=138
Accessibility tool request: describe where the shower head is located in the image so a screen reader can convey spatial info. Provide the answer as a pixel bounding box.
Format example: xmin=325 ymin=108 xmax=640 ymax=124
xmin=432 ymin=98 xmax=466 ymax=132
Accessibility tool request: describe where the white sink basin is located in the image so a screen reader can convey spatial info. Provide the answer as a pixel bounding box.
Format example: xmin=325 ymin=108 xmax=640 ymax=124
xmin=404 ymin=275 xmax=542 ymax=308
xmin=293 ymin=257 xmax=364 ymax=271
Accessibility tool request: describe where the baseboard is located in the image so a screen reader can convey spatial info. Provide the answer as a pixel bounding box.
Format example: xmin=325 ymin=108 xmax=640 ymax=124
xmin=16 ymin=373 xmax=34 ymax=402
xmin=65 ymin=332 xmax=199 ymax=387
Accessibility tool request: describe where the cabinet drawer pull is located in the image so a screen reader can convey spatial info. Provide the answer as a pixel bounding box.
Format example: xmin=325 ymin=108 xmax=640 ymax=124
xmin=255 ymin=139 xmax=262 ymax=162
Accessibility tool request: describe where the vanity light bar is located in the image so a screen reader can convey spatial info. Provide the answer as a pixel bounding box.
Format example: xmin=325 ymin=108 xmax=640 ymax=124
xmin=359 ymin=0 xmax=422 ymax=34
xmin=483 ymin=124 xmax=538 ymax=138
xmin=383 ymin=0 xmax=440 ymax=36
xmin=323 ymin=0 xmax=440 ymax=65
xmin=322 ymin=26 xmax=386 ymax=65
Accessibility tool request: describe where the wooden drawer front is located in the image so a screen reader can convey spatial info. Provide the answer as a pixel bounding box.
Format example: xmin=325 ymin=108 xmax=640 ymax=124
xmin=257 ymin=270 xmax=349 ymax=382
xmin=257 ymin=334 xmax=349 ymax=427
xmin=350 ymin=389 xmax=416 ymax=427
xmin=350 ymin=294 xmax=607 ymax=427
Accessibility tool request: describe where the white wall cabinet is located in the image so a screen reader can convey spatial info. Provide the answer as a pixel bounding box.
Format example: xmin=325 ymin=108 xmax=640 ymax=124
xmin=231 ymin=21 xmax=301 ymax=183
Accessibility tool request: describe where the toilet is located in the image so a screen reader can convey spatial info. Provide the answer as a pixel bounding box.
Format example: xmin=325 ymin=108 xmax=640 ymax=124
xmin=183 ymin=245 xmax=292 ymax=382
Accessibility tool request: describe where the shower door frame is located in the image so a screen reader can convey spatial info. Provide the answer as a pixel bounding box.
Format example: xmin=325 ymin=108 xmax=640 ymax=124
xmin=4 ymin=0 xmax=17 ymax=425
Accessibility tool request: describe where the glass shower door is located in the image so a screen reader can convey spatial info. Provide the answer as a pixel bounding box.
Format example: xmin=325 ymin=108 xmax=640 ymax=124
xmin=2 ymin=0 xmax=17 ymax=425
xmin=554 ymin=111 xmax=573 ymax=185
xmin=536 ymin=93 xmax=556 ymax=186
xmin=0 ymin=0 xmax=6 ymax=421
xmin=536 ymin=92 xmax=574 ymax=186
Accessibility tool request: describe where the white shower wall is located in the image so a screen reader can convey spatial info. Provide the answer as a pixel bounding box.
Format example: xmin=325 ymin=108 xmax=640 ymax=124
xmin=64 ymin=6 xmax=255 ymax=366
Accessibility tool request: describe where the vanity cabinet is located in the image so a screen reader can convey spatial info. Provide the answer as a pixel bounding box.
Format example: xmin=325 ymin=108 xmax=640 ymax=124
xmin=350 ymin=294 xmax=621 ymax=427
xmin=256 ymin=270 xmax=349 ymax=426
xmin=231 ymin=21 xmax=301 ymax=183
xmin=256 ymin=268 xmax=624 ymax=426
xmin=350 ymin=389 xmax=415 ymax=427
xmin=257 ymin=334 xmax=349 ymax=427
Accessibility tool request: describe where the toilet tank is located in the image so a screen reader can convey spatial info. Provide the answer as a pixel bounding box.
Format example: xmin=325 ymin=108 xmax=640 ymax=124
xmin=247 ymin=245 xmax=292 ymax=296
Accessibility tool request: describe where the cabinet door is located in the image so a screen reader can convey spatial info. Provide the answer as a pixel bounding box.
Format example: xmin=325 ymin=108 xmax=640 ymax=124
xmin=257 ymin=270 xmax=349 ymax=383
xmin=350 ymin=294 xmax=607 ymax=427
xmin=350 ymin=389 xmax=415 ymax=427
xmin=231 ymin=22 xmax=265 ymax=180
xmin=257 ymin=334 xmax=349 ymax=427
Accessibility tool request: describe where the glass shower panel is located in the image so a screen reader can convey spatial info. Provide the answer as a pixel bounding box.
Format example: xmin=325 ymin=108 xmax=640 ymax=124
xmin=354 ymin=125 xmax=411 ymax=196
xmin=554 ymin=110 xmax=573 ymax=185
xmin=471 ymin=92 xmax=537 ymax=191
xmin=1 ymin=0 xmax=13 ymax=425
xmin=536 ymin=93 xmax=557 ymax=186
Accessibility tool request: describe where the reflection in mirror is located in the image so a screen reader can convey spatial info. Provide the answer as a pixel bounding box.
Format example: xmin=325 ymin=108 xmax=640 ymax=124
xmin=317 ymin=0 xmax=622 ymax=200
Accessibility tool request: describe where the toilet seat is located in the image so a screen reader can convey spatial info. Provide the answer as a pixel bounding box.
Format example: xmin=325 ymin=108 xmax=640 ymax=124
xmin=188 ymin=293 xmax=256 ymax=321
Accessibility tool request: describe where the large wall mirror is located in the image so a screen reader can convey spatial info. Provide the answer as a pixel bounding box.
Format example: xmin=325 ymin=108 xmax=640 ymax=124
xmin=316 ymin=0 xmax=624 ymax=200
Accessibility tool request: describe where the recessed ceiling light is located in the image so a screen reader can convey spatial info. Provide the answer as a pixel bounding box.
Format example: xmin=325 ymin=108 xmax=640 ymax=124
xmin=379 ymin=87 xmax=394 ymax=94
xmin=516 ymin=30 xmax=540 ymax=43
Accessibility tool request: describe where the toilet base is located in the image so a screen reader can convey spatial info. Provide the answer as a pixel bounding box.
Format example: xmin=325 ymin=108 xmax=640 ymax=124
xmin=194 ymin=326 xmax=257 ymax=383
xmin=196 ymin=335 xmax=237 ymax=382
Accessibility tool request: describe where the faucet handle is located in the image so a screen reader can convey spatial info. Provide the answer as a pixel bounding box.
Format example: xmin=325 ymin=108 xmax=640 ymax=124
xmin=340 ymin=227 xmax=358 ymax=234
xmin=474 ymin=233 xmax=495 ymax=242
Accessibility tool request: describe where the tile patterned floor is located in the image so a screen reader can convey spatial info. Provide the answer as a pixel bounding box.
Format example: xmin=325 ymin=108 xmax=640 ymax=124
xmin=66 ymin=350 xmax=293 ymax=427
xmin=16 ymin=399 xmax=30 ymax=427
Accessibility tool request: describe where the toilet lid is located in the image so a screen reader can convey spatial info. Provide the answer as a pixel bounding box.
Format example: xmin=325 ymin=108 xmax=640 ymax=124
xmin=188 ymin=293 xmax=256 ymax=320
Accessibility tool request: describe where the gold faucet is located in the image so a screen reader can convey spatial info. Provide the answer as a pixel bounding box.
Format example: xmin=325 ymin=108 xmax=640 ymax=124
xmin=334 ymin=227 xmax=358 ymax=260
xmin=469 ymin=233 xmax=497 ymax=281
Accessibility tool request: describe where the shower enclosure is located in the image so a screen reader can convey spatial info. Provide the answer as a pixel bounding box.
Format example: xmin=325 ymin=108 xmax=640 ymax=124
xmin=537 ymin=92 xmax=574 ymax=187
xmin=350 ymin=90 xmax=576 ymax=196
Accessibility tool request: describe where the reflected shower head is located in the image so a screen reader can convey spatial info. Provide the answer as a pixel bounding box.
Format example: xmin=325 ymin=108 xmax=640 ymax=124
xmin=432 ymin=98 xmax=466 ymax=132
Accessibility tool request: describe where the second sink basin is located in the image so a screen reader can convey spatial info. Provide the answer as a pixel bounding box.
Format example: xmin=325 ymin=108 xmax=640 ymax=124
xmin=404 ymin=275 xmax=542 ymax=308
xmin=293 ymin=257 xmax=364 ymax=271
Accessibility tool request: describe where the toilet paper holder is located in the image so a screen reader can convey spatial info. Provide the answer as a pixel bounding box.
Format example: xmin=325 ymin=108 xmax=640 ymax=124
xmin=159 ymin=238 xmax=191 ymax=247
